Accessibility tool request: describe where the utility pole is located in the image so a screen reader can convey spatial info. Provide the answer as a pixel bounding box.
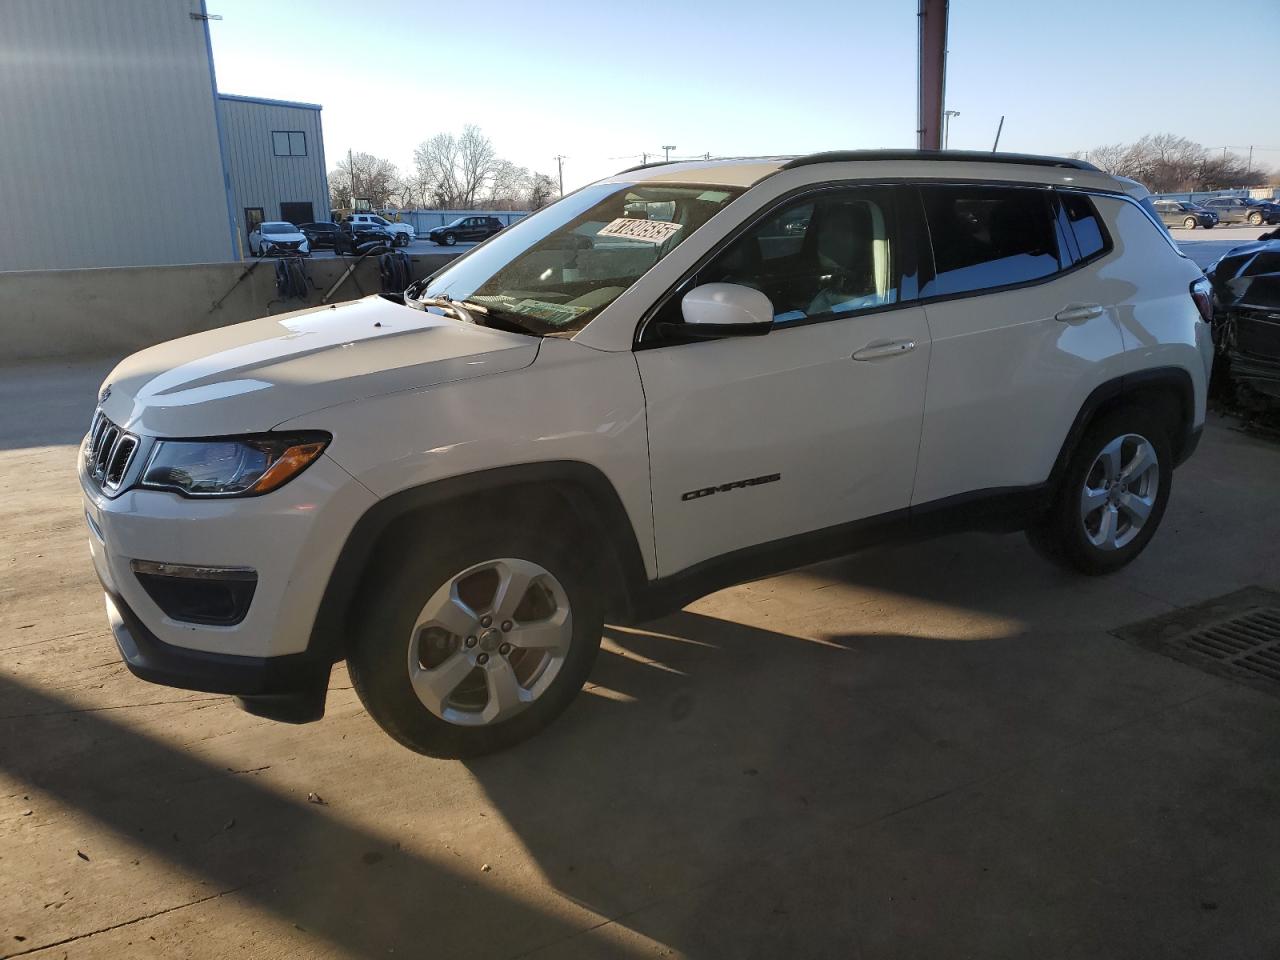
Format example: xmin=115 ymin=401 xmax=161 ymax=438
xmin=943 ymin=109 xmax=960 ymax=149
xmin=349 ymin=148 xmax=355 ymax=209
xmin=992 ymin=115 xmax=1005 ymax=152
xmin=1248 ymin=145 xmax=1253 ymax=173
xmin=917 ymin=0 xmax=948 ymax=150
xmin=554 ymin=155 xmax=566 ymax=197
xmin=662 ymin=144 xmax=676 ymax=161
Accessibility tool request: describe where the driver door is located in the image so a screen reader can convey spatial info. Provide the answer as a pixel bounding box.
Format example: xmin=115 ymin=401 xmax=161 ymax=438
xmin=635 ymin=185 xmax=931 ymax=577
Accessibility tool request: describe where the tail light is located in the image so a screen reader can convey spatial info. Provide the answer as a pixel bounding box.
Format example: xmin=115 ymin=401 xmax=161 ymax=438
xmin=1190 ymin=277 xmax=1213 ymax=323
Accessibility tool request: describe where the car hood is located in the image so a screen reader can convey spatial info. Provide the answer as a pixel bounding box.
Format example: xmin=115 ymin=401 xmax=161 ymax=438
xmin=98 ymin=295 xmax=539 ymax=437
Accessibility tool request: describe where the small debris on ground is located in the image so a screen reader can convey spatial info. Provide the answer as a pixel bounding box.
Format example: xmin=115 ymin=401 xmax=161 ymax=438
xmin=481 ymin=863 xmax=492 ymax=873
xmin=76 ymin=850 xmax=89 ymax=861
xmin=307 ymin=792 xmax=326 ymax=805
xmin=223 ymin=818 xmax=236 ymax=831
xmin=22 ymin=809 xmax=33 ymax=816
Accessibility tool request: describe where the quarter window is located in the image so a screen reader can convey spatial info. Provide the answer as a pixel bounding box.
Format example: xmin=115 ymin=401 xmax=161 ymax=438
xmin=1060 ymin=192 xmax=1107 ymax=261
xmin=920 ymin=185 xmax=1059 ymax=297
xmin=698 ymin=189 xmax=898 ymax=326
xmin=271 ymin=131 xmax=307 ymax=156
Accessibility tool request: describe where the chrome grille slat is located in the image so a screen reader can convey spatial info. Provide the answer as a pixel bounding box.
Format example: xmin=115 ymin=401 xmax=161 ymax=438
xmin=84 ymin=408 xmax=139 ymax=493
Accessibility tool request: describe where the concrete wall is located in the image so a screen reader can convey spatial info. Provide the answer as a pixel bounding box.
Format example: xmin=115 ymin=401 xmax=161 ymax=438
xmin=0 ymin=0 xmax=237 ymax=271
xmin=0 ymin=253 xmax=459 ymax=365
xmin=219 ymin=95 xmax=331 ymax=252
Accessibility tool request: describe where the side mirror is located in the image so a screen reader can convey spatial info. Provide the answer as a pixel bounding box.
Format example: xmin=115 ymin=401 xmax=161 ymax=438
xmin=676 ymin=283 xmax=774 ymax=339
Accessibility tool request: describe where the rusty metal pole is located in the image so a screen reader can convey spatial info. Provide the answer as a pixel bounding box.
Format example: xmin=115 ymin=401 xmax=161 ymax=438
xmin=917 ymin=0 xmax=948 ymax=151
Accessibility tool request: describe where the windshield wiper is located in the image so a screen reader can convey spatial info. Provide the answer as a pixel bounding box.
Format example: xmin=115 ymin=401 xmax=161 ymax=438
xmin=405 ymin=293 xmax=477 ymax=324
xmin=408 ymin=289 xmax=541 ymax=336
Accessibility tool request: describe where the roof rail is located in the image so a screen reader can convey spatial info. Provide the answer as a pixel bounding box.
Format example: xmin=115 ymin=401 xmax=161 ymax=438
xmin=616 ymin=159 xmax=680 ymax=175
xmin=781 ymin=150 xmax=1099 ymax=173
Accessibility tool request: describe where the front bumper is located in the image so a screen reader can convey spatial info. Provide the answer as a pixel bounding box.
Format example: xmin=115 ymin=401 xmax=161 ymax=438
xmin=105 ymin=589 xmax=331 ymax=721
xmin=82 ymin=447 xmax=378 ymax=717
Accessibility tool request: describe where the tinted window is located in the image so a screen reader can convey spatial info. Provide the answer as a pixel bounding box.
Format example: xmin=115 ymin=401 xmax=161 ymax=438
xmin=1060 ymin=192 xmax=1107 ymax=261
xmin=699 ymin=188 xmax=898 ymax=326
xmin=921 ymin=185 xmax=1059 ymax=297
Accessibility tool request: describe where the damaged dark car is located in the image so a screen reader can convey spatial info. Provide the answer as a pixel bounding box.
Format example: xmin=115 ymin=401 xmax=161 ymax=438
xmin=1207 ymin=240 xmax=1280 ymax=408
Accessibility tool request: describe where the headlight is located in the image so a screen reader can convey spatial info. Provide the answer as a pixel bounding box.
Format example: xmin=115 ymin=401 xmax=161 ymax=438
xmin=140 ymin=432 xmax=330 ymax=497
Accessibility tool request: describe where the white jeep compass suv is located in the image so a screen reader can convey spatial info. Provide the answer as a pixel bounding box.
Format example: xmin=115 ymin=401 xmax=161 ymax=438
xmin=81 ymin=151 xmax=1214 ymax=756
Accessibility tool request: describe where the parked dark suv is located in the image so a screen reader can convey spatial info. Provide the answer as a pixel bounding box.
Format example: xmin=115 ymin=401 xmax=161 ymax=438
xmin=427 ymin=216 xmax=505 ymax=246
xmin=1199 ymin=197 xmax=1280 ymax=226
xmin=1151 ymin=199 xmax=1217 ymax=229
xmin=299 ymin=222 xmax=345 ymax=249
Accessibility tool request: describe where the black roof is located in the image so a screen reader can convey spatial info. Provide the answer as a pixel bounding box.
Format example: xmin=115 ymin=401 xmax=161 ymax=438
xmin=781 ymin=150 xmax=1099 ymax=172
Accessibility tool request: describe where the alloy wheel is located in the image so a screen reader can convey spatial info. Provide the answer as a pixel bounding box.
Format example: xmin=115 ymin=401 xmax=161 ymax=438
xmin=1079 ymin=433 xmax=1159 ymax=551
xmin=407 ymin=558 xmax=573 ymax=726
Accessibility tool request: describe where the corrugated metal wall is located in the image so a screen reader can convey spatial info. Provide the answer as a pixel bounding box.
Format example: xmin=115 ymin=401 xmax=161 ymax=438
xmin=0 ymin=0 xmax=237 ymax=271
xmin=218 ymin=96 xmax=329 ymax=249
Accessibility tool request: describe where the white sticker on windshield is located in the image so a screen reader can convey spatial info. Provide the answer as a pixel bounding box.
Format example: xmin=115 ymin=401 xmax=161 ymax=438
xmin=597 ymin=217 xmax=683 ymax=245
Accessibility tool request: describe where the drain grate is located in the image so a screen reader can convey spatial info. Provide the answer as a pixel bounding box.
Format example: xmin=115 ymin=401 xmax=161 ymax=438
xmin=1114 ymin=587 xmax=1280 ymax=696
xmin=1182 ymin=608 xmax=1280 ymax=682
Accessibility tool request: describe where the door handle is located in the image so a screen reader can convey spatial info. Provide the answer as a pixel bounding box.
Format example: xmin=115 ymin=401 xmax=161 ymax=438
xmin=1055 ymin=303 xmax=1105 ymax=323
xmin=853 ymin=338 xmax=917 ymax=361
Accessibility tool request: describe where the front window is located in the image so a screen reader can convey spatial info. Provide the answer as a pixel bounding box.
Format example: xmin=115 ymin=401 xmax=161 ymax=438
xmin=411 ymin=182 xmax=744 ymax=335
xmin=261 ymin=223 xmax=295 ymax=235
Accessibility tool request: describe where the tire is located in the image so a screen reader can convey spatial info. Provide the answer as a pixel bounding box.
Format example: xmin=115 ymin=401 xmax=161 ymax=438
xmin=1026 ymin=407 xmax=1172 ymax=575
xmin=1248 ymin=211 xmax=1263 ymax=226
xmin=347 ymin=515 xmax=604 ymax=757
xmin=1183 ymin=217 xmax=1197 ymax=229
xmin=444 ymin=232 xmax=457 ymax=246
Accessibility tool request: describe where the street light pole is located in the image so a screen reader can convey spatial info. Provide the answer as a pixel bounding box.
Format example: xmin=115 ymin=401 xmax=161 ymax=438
xmin=943 ymin=110 xmax=960 ymax=149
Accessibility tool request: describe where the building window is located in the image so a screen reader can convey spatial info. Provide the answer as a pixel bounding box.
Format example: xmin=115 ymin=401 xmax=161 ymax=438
xmin=272 ymin=131 xmax=307 ymax=157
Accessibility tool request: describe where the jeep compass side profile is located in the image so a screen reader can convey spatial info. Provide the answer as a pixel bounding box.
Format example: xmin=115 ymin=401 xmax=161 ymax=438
xmin=81 ymin=151 xmax=1213 ymax=756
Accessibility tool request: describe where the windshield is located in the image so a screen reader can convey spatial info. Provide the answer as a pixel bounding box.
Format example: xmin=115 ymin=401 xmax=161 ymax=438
xmin=413 ymin=181 xmax=744 ymax=335
xmin=261 ymin=222 xmax=296 ymax=235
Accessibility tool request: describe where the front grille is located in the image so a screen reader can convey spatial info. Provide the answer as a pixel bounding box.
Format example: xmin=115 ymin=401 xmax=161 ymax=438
xmin=85 ymin=410 xmax=139 ymax=492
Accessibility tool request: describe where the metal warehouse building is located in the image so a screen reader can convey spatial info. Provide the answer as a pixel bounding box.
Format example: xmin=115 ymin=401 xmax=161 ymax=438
xmin=0 ymin=0 xmax=329 ymax=272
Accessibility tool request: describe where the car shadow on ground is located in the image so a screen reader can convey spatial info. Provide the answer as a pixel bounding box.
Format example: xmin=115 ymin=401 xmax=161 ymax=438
xmin=3 ymin=528 xmax=1274 ymax=958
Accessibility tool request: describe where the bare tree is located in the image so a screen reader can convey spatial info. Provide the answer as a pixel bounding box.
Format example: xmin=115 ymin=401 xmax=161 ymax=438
xmin=526 ymin=173 xmax=558 ymax=209
xmin=486 ymin=159 xmax=532 ymax=209
xmin=411 ymin=125 xmax=499 ymax=209
xmin=329 ymin=152 xmax=400 ymax=211
xmin=1073 ymin=134 xmax=1270 ymax=192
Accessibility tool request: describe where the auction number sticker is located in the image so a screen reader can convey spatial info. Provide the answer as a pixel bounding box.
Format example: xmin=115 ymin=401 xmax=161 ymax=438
xmin=597 ymin=218 xmax=683 ymax=244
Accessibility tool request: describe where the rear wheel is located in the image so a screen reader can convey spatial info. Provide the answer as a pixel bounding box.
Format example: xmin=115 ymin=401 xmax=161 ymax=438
xmin=1027 ymin=408 xmax=1172 ymax=575
xmin=347 ymin=520 xmax=603 ymax=757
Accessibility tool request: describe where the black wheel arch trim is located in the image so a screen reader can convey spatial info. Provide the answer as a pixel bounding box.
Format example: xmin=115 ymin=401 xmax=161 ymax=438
xmin=1048 ymin=367 xmax=1199 ymax=485
xmin=308 ymin=460 xmax=651 ymax=663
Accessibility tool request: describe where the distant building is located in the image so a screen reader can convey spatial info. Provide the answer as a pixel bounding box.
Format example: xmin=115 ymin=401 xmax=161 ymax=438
xmin=217 ymin=94 xmax=330 ymax=255
xmin=0 ymin=0 xmax=329 ymax=272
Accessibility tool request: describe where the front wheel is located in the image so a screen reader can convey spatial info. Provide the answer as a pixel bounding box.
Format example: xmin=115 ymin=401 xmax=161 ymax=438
xmin=347 ymin=524 xmax=603 ymax=757
xmin=1248 ymin=211 xmax=1263 ymax=225
xmin=1183 ymin=217 xmax=1197 ymax=229
xmin=444 ymin=232 xmax=457 ymax=246
xmin=1026 ymin=408 xmax=1172 ymax=575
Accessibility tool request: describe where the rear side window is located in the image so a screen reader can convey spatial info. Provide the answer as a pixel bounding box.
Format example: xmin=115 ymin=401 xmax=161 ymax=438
xmin=920 ymin=185 xmax=1059 ymax=297
xmin=1060 ymin=192 xmax=1108 ymax=261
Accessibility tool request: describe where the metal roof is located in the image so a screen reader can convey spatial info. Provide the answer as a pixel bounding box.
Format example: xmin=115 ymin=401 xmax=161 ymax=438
xmin=217 ymin=92 xmax=323 ymax=112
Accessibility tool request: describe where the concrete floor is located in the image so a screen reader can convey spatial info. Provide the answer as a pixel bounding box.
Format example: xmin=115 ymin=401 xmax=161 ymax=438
xmin=3 ymin=360 xmax=1280 ymax=959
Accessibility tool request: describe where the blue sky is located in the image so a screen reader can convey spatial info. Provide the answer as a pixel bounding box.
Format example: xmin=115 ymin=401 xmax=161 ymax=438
xmin=207 ymin=0 xmax=1280 ymax=192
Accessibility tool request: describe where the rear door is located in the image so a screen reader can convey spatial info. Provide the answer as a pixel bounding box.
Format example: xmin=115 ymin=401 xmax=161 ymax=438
xmin=911 ymin=184 xmax=1126 ymax=505
xmin=637 ymin=185 xmax=932 ymax=575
